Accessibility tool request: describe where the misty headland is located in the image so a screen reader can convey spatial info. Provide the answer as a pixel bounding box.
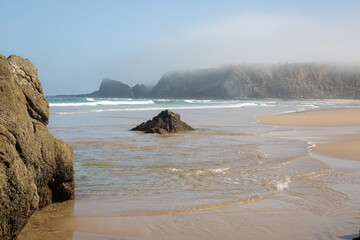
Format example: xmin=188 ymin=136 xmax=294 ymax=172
xmin=63 ymin=63 xmax=360 ymax=100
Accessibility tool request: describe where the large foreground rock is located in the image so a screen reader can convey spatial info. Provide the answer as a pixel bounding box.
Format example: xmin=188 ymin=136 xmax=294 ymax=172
xmin=0 ymin=54 xmax=74 ymax=240
xmin=132 ymin=110 xmax=194 ymax=134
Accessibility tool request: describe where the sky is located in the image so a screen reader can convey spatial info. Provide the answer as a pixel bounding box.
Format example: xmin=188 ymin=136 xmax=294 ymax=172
xmin=1 ymin=0 xmax=360 ymax=95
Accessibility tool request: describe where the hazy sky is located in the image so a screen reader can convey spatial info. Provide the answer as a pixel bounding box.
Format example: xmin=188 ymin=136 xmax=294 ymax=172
xmin=1 ymin=0 xmax=360 ymax=95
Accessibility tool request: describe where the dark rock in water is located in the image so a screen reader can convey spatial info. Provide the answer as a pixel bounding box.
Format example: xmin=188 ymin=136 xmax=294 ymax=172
xmin=0 ymin=54 xmax=75 ymax=240
xmin=88 ymin=78 xmax=134 ymax=98
xmin=132 ymin=84 xmax=150 ymax=98
xmin=354 ymin=230 xmax=360 ymax=240
xmin=132 ymin=110 xmax=194 ymax=134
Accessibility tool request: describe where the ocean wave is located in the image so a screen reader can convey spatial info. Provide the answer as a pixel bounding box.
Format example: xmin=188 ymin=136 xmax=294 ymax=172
xmin=184 ymin=99 xmax=212 ymax=103
xmin=86 ymin=98 xmax=95 ymax=101
xmin=49 ymin=100 xmax=155 ymax=107
xmin=168 ymin=167 xmax=229 ymax=176
xmin=276 ymin=108 xmax=307 ymax=115
xmin=295 ymin=104 xmax=317 ymax=107
xmin=51 ymin=102 xmax=262 ymax=114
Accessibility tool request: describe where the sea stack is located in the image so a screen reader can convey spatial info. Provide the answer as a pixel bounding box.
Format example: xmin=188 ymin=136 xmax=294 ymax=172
xmin=132 ymin=84 xmax=150 ymax=98
xmin=0 ymin=54 xmax=75 ymax=240
xmin=132 ymin=109 xmax=194 ymax=134
xmin=87 ymin=78 xmax=134 ymax=98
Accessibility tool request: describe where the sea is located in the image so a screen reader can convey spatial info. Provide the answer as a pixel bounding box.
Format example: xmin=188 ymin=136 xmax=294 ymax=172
xmin=19 ymin=96 xmax=360 ymax=240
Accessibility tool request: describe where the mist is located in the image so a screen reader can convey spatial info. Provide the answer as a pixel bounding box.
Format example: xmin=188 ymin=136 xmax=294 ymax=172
xmin=107 ymin=13 xmax=360 ymax=90
xmin=5 ymin=8 xmax=358 ymax=95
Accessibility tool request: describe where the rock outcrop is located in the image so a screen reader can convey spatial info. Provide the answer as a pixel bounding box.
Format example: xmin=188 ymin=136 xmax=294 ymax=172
xmin=62 ymin=80 xmax=150 ymax=99
xmin=132 ymin=110 xmax=194 ymax=134
xmin=0 ymin=54 xmax=74 ymax=240
xmin=149 ymin=64 xmax=360 ymax=99
xmin=132 ymin=84 xmax=150 ymax=98
xmin=87 ymin=78 xmax=134 ymax=98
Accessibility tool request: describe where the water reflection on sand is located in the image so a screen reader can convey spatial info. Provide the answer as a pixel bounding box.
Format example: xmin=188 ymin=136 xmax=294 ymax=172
xmin=19 ymin=106 xmax=360 ymax=239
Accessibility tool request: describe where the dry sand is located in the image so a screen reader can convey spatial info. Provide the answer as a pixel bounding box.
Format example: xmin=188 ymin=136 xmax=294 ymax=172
xmin=256 ymin=109 xmax=360 ymax=161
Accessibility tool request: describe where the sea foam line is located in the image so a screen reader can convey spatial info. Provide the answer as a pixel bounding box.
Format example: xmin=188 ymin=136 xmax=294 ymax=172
xmin=184 ymin=99 xmax=212 ymax=103
xmin=49 ymin=100 xmax=155 ymax=107
xmin=51 ymin=102 xmax=263 ymax=114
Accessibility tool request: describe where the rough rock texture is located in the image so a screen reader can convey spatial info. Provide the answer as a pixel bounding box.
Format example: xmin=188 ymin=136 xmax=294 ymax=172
xmin=132 ymin=110 xmax=194 ymax=134
xmin=149 ymin=64 xmax=360 ymax=99
xmin=87 ymin=78 xmax=134 ymax=98
xmin=132 ymin=84 xmax=150 ymax=98
xmin=0 ymin=55 xmax=74 ymax=240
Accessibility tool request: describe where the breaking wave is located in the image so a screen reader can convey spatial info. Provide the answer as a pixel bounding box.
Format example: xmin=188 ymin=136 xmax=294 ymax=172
xmin=49 ymin=100 xmax=155 ymax=107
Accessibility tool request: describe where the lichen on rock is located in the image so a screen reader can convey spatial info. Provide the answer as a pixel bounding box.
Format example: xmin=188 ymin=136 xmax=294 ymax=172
xmin=0 ymin=54 xmax=75 ymax=240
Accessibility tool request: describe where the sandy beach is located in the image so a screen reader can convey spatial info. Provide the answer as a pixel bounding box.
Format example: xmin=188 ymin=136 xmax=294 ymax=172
xmin=256 ymin=109 xmax=360 ymax=127
xmin=312 ymin=137 xmax=360 ymax=161
xmin=256 ymin=109 xmax=360 ymax=161
xmin=17 ymin=103 xmax=360 ymax=239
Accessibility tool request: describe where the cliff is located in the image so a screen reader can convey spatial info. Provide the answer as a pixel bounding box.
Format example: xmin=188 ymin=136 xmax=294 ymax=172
xmin=149 ymin=64 xmax=360 ymax=99
xmin=132 ymin=84 xmax=150 ymax=98
xmin=0 ymin=54 xmax=74 ymax=239
xmin=87 ymin=78 xmax=134 ymax=98
xmin=62 ymin=78 xmax=151 ymax=98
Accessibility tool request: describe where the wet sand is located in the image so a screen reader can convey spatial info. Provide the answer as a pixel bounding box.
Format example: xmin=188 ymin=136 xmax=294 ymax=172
xmin=313 ymin=138 xmax=360 ymax=161
xmin=256 ymin=109 xmax=360 ymax=161
xmin=18 ymin=196 xmax=360 ymax=240
xmin=18 ymin=106 xmax=360 ymax=239
xmin=256 ymin=109 xmax=360 ymax=127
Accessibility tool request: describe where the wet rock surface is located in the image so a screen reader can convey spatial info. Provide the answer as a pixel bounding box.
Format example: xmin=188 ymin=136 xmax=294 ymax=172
xmin=132 ymin=110 xmax=194 ymax=134
xmin=0 ymin=54 xmax=74 ymax=240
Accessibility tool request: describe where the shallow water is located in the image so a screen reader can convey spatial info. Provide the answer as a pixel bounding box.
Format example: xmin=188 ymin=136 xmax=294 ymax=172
xmin=18 ymin=98 xmax=360 ymax=239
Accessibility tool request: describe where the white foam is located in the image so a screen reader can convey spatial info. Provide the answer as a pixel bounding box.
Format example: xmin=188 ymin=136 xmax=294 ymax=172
xmin=52 ymin=102 xmax=262 ymax=115
xmin=274 ymin=176 xmax=291 ymax=191
xmin=277 ymin=108 xmax=306 ymax=115
xmin=169 ymin=167 xmax=182 ymax=172
xmin=184 ymin=99 xmax=212 ymax=103
xmin=195 ymin=170 xmax=205 ymax=175
xmin=307 ymin=141 xmax=316 ymax=149
xmin=86 ymin=98 xmax=95 ymax=101
xmin=209 ymin=167 xmax=230 ymax=173
xmin=169 ymin=167 xmax=230 ymax=176
xmin=50 ymin=100 xmax=155 ymax=107
xmin=295 ymin=104 xmax=316 ymax=107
